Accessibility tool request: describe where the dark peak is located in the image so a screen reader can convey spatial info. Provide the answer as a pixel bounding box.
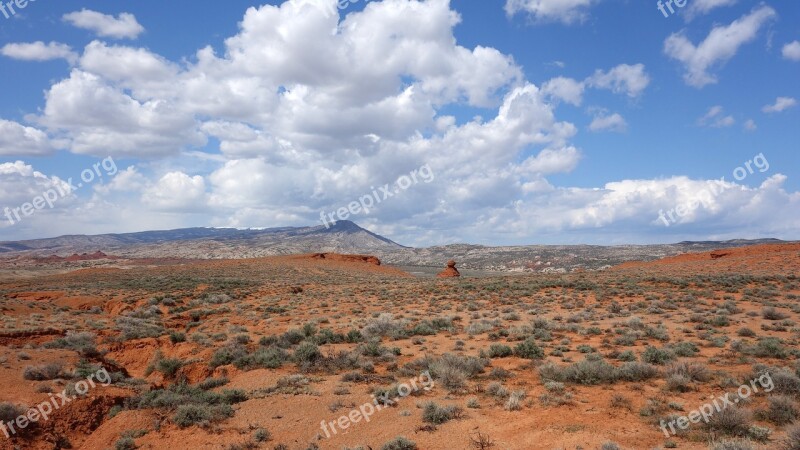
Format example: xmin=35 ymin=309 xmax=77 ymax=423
xmin=327 ymin=220 xmax=363 ymax=233
xmin=318 ymin=220 xmax=407 ymax=248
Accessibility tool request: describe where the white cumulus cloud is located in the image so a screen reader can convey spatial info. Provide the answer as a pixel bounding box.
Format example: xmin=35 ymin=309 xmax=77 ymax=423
xmin=762 ymin=97 xmax=797 ymax=113
xmin=783 ymin=41 xmax=800 ymax=61
xmin=63 ymin=9 xmax=144 ymax=39
xmin=664 ymin=5 xmax=776 ymax=88
xmin=505 ymin=0 xmax=599 ymax=24
xmin=1 ymin=41 xmax=77 ymax=64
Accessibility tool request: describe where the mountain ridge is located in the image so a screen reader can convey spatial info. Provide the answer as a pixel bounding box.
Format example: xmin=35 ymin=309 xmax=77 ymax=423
xmin=0 ymin=221 xmax=790 ymax=273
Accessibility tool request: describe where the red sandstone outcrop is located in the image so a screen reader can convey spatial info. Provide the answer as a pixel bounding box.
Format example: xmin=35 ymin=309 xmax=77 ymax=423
xmin=310 ymin=253 xmax=381 ymax=266
xmin=437 ymin=260 xmax=460 ymax=278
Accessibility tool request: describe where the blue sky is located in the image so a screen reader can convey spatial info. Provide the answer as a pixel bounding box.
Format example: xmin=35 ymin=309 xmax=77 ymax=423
xmin=0 ymin=0 xmax=798 ymax=246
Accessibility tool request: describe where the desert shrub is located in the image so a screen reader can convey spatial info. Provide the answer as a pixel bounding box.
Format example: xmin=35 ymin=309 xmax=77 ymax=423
xmin=277 ymin=329 xmax=306 ymax=347
xmin=486 ymin=344 xmax=513 ymax=358
xmin=253 ymin=428 xmax=271 ymax=442
xmin=466 ymin=321 xmax=494 ymax=336
xmin=427 ymin=354 xmax=488 ymax=390
xmin=748 ymin=338 xmax=789 ymax=359
xmin=422 ymin=402 xmax=463 ymax=424
xmin=504 ymin=391 xmax=525 ymax=411
xmin=737 ymin=328 xmax=757 ymax=337
xmin=614 ymin=334 xmax=638 ymax=346
xmin=486 ymin=381 xmax=509 ymax=399
xmin=294 ymin=341 xmax=322 ymax=365
xmin=173 ymin=403 xmax=234 ymax=428
xmin=763 ymin=307 xmax=789 ymax=320
xmin=135 ymin=383 xmax=246 ymax=428
xmin=710 ymin=440 xmax=755 ymax=450
xmin=670 ymin=342 xmax=700 ymax=357
xmin=381 ymin=437 xmax=417 ymax=450
xmin=560 ymin=359 xmax=618 ymax=385
xmin=345 ymin=329 xmax=364 ymax=343
xmin=765 ymin=395 xmax=798 ymax=424
xmin=538 ymin=362 xmax=566 ymax=383
xmin=314 ymin=329 xmax=345 ymax=345
xmin=44 ymin=331 xmax=99 ymax=357
xmin=196 ymin=377 xmax=229 ymax=390
xmin=153 ymin=357 xmax=184 ymax=378
xmin=210 ymin=345 xmax=248 ymax=368
xmin=362 ymin=314 xmax=404 ymax=339
xmin=666 ymin=361 xmax=710 ymax=382
xmin=135 ymin=383 xmax=246 ymax=411
xmin=601 ymin=443 xmax=620 ymax=450
xmin=411 ymin=322 xmax=436 ymax=336
xmin=358 ymin=339 xmax=389 ymax=358
xmin=747 ymin=425 xmax=771 ymax=442
xmin=642 ymin=346 xmax=675 ymax=365
xmin=610 ymin=394 xmax=632 ymax=410
xmin=753 ymin=366 xmax=800 ymax=395
xmin=616 ymin=362 xmax=659 ymax=382
xmin=169 ymin=331 xmax=186 ymax=344
xmin=115 ymin=437 xmax=137 ymax=450
xmin=23 ymin=363 xmax=63 ymax=381
xmin=709 ymin=315 xmax=731 ymax=327
xmin=781 ymin=424 xmax=800 ymax=450
xmin=115 ymin=309 xmax=165 ymax=341
xmin=0 ymin=402 xmax=25 ymax=422
xmin=514 ymin=338 xmax=544 ymax=359
xmin=646 ymin=326 xmax=670 ymax=341
xmin=236 ymin=347 xmax=288 ymax=370
xmin=309 ymin=350 xmax=361 ymax=373
xmin=666 ymin=373 xmax=692 ymax=392
xmin=616 ymin=350 xmax=637 ymax=362
xmin=705 ymin=406 xmax=752 ymax=437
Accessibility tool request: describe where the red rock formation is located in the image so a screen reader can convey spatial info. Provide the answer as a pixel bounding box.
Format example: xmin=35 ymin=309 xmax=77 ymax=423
xmin=710 ymin=251 xmax=731 ymax=260
xmin=437 ymin=260 xmax=460 ymax=278
xmin=310 ymin=253 xmax=381 ymax=266
xmin=36 ymin=251 xmax=118 ymax=263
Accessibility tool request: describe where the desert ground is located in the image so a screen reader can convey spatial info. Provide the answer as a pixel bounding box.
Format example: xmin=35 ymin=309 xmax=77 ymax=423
xmin=0 ymin=244 xmax=799 ymax=450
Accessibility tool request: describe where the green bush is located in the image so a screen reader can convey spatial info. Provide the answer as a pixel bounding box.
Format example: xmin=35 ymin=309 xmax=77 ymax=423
xmin=422 ymin=402 xmax=463 ymax=424
xmin=705 ymin=406 xmax=752 ymax=437
xmin=486 ymin=344 xmax=513 ymax=358
xmin=710 ymin=439 xmax=755 ymax=450
xmin=749 ymin=338 xmax=789 ymax=359
xmin=209 ymin=345 xmax=248 ymax=368
xmin=616 ymin=362 xmax=659 ymax=382
xmin=670 ymin=342 xmax=700 ymax=357
xmin=23 ymin=363 xmax=63 ymax=381
xmin=766 ymin=396 xmax=798 ymax=425
xmin=173 ymin=404 xmax=233 ymax=428
xmin=782 ymin=424 xmax=800 ymax=450
xmin=381 ymin=437 xmax=417 ymax=450
xmin=169 ymin=331 xmax=186 ymax=344
xmin=345 ymin=329 xmax=364 ymax=343
xmin=642 ymin=346 xmax=675 ymax=365
xmin=0 ymin=402 xmax=25 ymax=422
xmin=514 ymin=338 xmax=544 ymax=359
xmin=115 ymin=437 xmax=137 ymax=450
xmin=294 ymin=341 xmax=322 ymax=364
xmin=235 ymin=347 xmax=288 ymax=370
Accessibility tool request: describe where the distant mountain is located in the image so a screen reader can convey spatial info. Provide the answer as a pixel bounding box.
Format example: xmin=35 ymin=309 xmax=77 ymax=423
xmin=0 ymin=221 xmax=405 ymax=258
xmin=0 ymin=222 xmax=789 ymax=273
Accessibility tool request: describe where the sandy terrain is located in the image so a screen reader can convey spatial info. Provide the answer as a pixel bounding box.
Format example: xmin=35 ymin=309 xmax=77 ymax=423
xmin=0 ymin=246 xmax=798 ymax=450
